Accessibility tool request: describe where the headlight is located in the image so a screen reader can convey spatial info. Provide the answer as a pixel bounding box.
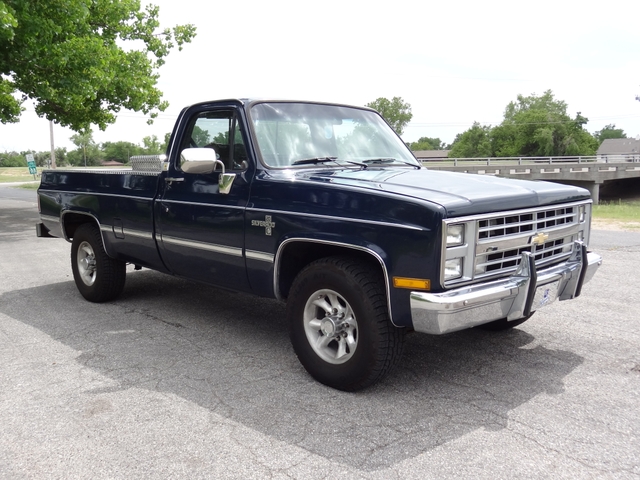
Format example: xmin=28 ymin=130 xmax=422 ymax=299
xmin=446 ymin=224 xmax=465 ymax=246
xmin=444 ymin=258 xmax=463 ymax=281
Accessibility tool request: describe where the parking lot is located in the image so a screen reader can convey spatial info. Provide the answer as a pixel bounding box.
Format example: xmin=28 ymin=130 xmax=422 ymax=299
xmin=1 ymin=185 xmax=639 ymax=479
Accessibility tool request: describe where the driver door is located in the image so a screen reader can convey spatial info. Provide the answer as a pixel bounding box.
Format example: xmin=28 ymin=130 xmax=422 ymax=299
xmin=156 ymin=108 xmax=252 ymax=291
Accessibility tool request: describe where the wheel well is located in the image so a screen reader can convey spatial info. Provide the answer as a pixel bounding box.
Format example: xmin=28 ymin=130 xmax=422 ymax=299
xmin=62 ymin=212 xmax=99 ymax=240
xmin=277 ymin=241 xmax=385 ymax=300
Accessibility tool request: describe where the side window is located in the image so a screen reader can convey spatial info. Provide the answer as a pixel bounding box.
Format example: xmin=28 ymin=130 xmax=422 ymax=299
xmin=231 ymin=118 xmax=249 ymax=170
xmin=181 ymin=110 xmax=248 ymax=171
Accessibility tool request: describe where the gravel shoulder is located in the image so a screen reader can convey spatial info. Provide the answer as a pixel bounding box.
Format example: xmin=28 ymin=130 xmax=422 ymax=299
xmin=592 ymin=218 xmax=640 ymax=232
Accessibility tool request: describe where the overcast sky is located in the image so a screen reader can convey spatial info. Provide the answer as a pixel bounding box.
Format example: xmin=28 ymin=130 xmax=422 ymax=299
xmin=2 ymin=0 xmax=640 ymax=154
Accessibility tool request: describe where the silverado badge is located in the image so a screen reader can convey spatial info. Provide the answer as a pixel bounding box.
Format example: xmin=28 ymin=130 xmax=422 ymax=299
xmin=252 ymin=215 xmax=276 ymax=236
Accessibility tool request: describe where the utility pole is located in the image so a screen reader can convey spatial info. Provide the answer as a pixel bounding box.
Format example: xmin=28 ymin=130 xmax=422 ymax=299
xmin=49 ymin=120 xmax=56 ymax=169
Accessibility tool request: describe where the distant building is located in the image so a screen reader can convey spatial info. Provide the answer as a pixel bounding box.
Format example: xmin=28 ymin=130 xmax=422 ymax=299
xmin=101 ymin=160 xmax=125 ymax=167
xmin=411 ymin=150 xmax=451 ymax=161
xmin=597 ymin=138 xmax=640 ymax=161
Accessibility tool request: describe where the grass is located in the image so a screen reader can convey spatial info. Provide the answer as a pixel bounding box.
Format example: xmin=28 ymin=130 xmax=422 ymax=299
xmin=593 ymin=200 xmax=640 ymax=223
xmin=0 ymin=167 xmax=38 ymax=183
xmin=0 ymin=166 xmax=129 ymax=184
xmin=0 ymin=175 xmax=37 ymax=183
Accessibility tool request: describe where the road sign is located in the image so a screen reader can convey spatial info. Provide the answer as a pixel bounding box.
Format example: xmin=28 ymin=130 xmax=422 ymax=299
xmin=26 ymin=154 xmax=37 ymax=175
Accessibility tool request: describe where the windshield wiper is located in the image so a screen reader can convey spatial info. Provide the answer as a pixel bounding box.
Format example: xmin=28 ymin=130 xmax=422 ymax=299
xmin=292 ymin=156 xmax=419 ymax=169
xmin=292 ymin=157 xmax=338 ymax=166
xmin=291 ymin=157 xmax=370 ymax=169
xmin=362 ymin=157 xmax=396 ymax=164
xmin=362 ymin=158 xmax=421 ymax=169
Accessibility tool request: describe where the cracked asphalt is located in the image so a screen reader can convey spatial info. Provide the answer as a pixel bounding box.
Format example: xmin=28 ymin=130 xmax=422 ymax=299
xmin=1 ymin=185 xmax=639 ymax=479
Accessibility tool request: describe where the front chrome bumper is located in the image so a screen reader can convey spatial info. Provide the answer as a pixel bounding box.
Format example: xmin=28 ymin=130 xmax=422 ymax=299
xmin=410 ymin=241 xmax=602 ymax=335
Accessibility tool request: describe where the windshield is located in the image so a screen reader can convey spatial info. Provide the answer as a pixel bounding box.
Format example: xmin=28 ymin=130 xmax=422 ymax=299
xmin=249 ymin=102 xmax=420 ymax=168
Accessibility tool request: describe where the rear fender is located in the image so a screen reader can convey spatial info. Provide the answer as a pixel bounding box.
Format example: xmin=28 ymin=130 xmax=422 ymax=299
xmin=61 ymin=210 xmax=114 ymax=257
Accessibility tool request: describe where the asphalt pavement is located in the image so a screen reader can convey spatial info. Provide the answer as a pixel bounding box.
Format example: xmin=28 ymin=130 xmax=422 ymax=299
xmin=1 ymin=184 xmax=639 ymax=479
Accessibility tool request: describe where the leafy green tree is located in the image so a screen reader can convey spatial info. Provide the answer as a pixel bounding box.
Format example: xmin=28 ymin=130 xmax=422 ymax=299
xmin=1 ymin=149 xmax=60 ymax=167
xmin=15 ymin=148 xmax=68 ymax=167
xmin=65 ymin=150 xmax=83 ymax=167
xmin=193 ymin=126 xmax=211 ymax=146
xmin=141 ymin=135 xmax=163 ymax=154
xmin=0 ymin=151 xmax=25 ymax=167
xmin=31 ymin=150 xmax=50 ymax=167
xmin=491 ymin=90 xmax=597 ymax=157
xmin=410 ymin=136 xmax=447 ymax=151
xmin=0 ymin=0 xmax=196 ymax=131
xmin=160 ymin=132 xmax=172 ymax=153
xmin=593 ymin=124 xmax=626 ymax=144
xmin=448 ymin=122 xmax=493 ymax=158
xmin=449 ymin=90 xmax=598 ymax=158
xmin=54 ymin=147 xmax=67 ymax=166
xmin=365 ymin=97 xmax=412 ymax=136
xmin=70 ymin=129 xmax=102 ymax=166
xmin=102 ymin=141 xmax=141 ymax=163
xmin=71 ymin=130 xmax=93 ymax=167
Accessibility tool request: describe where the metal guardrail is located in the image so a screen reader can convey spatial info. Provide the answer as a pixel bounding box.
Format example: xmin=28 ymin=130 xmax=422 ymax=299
xmin=421 ymin=155 xmax=640 ymax=166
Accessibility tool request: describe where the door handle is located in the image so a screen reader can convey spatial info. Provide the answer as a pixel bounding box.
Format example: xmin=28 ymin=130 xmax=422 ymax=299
xmin=165 ymin=177 xmax=184 ymax=184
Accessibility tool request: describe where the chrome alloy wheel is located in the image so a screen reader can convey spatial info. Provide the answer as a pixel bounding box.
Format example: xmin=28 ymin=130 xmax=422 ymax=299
xmin=303 ymin=289 xmax=358 ymax=364
xmin=76 ymin=241 xmax=97 ymax=286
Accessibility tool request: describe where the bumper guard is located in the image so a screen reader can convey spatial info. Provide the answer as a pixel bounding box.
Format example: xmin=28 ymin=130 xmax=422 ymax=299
xmin=410 ymin=241 xmax=602 ymax=334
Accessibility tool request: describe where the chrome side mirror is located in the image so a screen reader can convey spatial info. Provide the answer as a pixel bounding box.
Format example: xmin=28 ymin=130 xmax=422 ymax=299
xmin=181 ymin=148 xmax=225 ymax=175
xmin=180 ymin=148 xmax=236 ymax=194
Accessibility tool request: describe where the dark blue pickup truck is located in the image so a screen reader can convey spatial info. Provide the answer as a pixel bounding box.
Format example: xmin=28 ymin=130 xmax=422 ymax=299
xmin=36 ymin=99 xmax=602 ymax=390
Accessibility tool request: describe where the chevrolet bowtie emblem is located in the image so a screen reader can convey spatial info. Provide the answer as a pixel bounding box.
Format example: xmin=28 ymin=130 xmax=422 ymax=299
xmin=531 ymin=232 xmax=549 ymax=246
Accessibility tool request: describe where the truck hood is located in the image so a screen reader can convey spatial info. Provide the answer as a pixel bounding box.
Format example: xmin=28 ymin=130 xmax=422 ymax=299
xmin=296 ymin=167 xmax=590 ymax=217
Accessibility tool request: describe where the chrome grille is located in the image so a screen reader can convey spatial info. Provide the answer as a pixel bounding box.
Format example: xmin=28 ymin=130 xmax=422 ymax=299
xmin=475 ymin=205 xmax=580 ymax=280
xmin=441 ymin=201 xmax=591 ymax=288
xmin=478 ymin=206 xmax=576 ymax=239
xmin=477 ymin=236 xmax=574 ymax=277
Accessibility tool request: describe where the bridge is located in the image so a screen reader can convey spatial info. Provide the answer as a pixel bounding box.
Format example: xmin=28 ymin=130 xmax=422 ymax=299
xmin=422 ymin=155 xmax=640 ymax=203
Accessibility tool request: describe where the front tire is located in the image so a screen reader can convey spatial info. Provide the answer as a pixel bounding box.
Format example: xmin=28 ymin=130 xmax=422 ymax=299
xmin=71 ymin=223 xmax=126 ymax=302
xmin=287 ymin=257 xmax=404 ymax=391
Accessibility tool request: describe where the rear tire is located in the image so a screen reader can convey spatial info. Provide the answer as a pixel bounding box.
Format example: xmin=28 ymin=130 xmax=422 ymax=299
xmin=287 ymin=256 xmax=405 ymax=391
xmin=71 ymin=223 xmax=126 ymax=302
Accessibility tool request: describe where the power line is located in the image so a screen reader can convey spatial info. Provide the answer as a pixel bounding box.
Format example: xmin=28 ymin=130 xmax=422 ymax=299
xmin=20 ymin=105 xmax=180 ymax=120
xmin=407 ymin=114 xmax=640 ymax=128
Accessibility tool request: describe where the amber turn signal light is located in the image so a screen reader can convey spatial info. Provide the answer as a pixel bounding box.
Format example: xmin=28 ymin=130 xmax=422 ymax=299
xmin=392 ymin=277 xmax=430 ymax=290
